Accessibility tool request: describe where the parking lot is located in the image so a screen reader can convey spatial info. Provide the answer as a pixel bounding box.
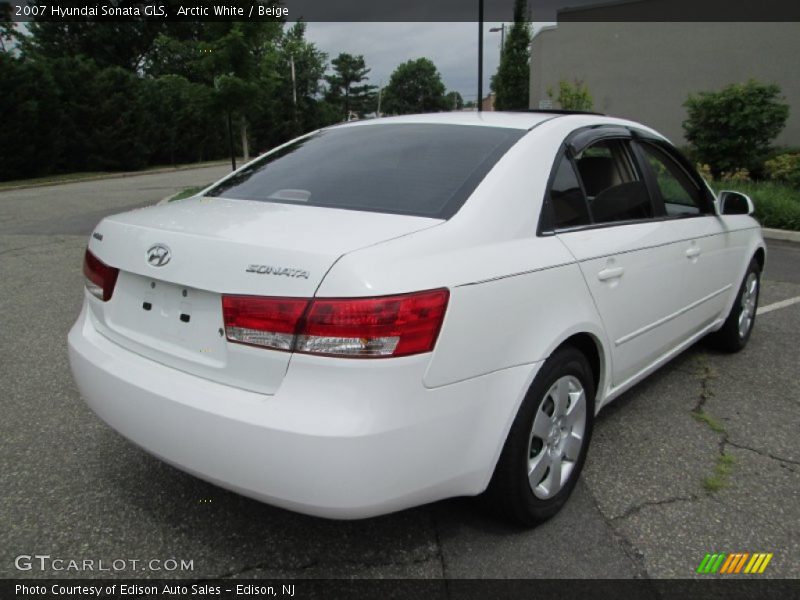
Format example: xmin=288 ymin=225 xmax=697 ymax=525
xmin=1 ymin=167 xmax=798 ymax=580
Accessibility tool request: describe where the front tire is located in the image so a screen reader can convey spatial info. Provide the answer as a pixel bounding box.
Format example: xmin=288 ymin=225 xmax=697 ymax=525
xmin=485 ymin=346 xmax=595 ymax=526
xmin=708 ymin=258 xmax=761 ymax=353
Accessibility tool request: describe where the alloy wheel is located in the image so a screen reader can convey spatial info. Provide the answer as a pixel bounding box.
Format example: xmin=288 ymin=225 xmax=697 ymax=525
xmin=527 ymin=375 xmax=587 ymax=500
xmin=738 ymin=272 xmax=758 ymax=338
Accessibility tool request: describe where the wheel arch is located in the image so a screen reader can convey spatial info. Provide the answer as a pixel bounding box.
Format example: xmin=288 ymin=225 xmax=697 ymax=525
xmin=754 ymin=246 xmax=766 ymax=272
xmin=552 ymin=332 xmax=605 ymax=409
xmin=541 ymin=326 xmax=612 ymax=413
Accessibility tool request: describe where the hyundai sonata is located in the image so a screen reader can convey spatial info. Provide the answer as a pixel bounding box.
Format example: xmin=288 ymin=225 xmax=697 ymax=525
xmin=68 ymin=112 xmax=765 ymax=524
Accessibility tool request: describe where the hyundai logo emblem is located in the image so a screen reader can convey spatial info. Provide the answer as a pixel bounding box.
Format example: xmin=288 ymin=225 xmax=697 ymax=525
xmin=147 ymin=244 xmax=171 ymax=267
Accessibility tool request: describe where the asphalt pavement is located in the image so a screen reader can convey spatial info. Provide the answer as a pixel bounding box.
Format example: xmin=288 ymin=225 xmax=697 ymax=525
xmin=0 ymin=168 xmax=797 ymax=580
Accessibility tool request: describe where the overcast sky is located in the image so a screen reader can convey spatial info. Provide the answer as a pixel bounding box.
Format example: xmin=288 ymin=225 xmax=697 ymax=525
xmin=305 ymin=22 xmax=553 ymax=103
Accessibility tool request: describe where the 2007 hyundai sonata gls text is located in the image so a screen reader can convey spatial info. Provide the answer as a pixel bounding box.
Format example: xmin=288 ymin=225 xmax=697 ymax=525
xmin=68 ymin=112 xmax=765 ymax=524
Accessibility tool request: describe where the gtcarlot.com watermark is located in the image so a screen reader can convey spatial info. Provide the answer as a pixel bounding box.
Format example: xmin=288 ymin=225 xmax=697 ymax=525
xmin=14 ymin=554 xmax=194 ymax=573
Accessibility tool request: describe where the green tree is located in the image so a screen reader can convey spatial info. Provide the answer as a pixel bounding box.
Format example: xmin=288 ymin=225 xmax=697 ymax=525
xmin=0 ymin=54 xmax=62 ymax=179
xmin=325 ymin=53 xmax=376 ymax=120
xmin=683 ymin=80 xmax=789 ymax=177
xmin=140 ymin=75 xmax=221 ymax=165
xmin=445 ymin=91 xmax=464 ymax=110
xmin=147 ymin=20 xmax=284 ymax=160
xmin=1 ymin=4 xmax=16 ymax=53
xmin=382 ymin=58 xmax=447 ymax=115
xmin=491 ymin=0 xmax=532 ymax=111
xmin=271 ymin=22 xmax=329 ymax=141
xmin=23 ymin=20 xmax=165 ymax=71
xmin=547 ymin=79 xmax=593 ymax=111
xmin=1 ymin=12 xmax=333 ymax=180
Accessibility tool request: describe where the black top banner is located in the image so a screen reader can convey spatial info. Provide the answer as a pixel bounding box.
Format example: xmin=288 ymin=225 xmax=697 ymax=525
xmin=4 ymin=0 xmax=800 ymax=22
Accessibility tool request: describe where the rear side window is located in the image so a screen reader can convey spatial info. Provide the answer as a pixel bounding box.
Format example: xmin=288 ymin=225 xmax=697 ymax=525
xmin=205 ymin=124 xmax=524 ymax=219
xmin=549 ymin=156 xmax=590 ymax=229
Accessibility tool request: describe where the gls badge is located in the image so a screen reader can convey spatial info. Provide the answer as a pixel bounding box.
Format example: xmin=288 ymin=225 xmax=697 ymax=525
xmin=246 ymin=265 xmax=310 ymax=279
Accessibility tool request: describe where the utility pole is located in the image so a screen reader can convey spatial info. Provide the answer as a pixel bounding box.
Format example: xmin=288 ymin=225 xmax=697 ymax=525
xmin=226 ymin=110 xmax=236 ymax=171
xmin=215 ymin=74 xmax=237 ymax=171
xmin=290 ymin=54 xmax=297 ymax=108
xmin=478 ymin=0 xmax=484 ymax=112
xmin=376 ymin=81 xmax=383 ymax=117
xmin=289 ymin=54 xmax=299 ymax=133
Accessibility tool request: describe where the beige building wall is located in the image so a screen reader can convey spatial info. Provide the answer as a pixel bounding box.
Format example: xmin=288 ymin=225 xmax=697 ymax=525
xmin=529 ymin=22 xmax=800 ymax=146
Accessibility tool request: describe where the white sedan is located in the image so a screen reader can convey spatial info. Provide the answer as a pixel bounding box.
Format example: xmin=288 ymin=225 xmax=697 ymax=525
xmin=68 ymin=112 xmax=765 ymax=524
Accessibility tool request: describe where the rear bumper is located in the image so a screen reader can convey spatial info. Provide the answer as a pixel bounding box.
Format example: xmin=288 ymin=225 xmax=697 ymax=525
xmin=68 ymin=303 xmax=538 ymax=518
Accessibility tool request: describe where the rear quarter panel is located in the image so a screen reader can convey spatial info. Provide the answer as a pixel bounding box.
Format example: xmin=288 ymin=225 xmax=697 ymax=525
xmin=316 ymin=118 xmax=614 ymax=390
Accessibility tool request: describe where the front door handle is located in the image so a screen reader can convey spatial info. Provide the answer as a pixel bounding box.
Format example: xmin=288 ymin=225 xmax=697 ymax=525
xmin=686 ymin=247 xmax=701 ymax=259
xmin=597 ymin=266 xmax=625 ymax=281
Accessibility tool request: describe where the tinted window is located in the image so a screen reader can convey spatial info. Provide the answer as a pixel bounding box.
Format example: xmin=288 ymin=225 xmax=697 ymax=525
xmin=549 ymin=156 xmax=590 ymax=229
xmin=640 ymin=143 xmax=707 ymax=216
xmin=205 ymin=124 xmax=524 ymax=219
xmin=575 ymin=140 xmax=653 ymax=224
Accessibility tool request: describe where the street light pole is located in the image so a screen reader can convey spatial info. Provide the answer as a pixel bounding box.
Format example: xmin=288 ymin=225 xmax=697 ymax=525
xmin=478 ymin=0 xmax=484 ymax=113
xmin=490 ymin=24 xmax=505 ymax=55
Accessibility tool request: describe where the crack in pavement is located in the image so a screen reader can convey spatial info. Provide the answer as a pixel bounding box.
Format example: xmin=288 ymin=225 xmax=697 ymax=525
xmin=689 ymin=354 xmax=736 ymax=491
xmin=690 ymin=354 xmax=717 ymax=416
xmin=429 ymin=508 xmax=451 ymax=595
xmin=690 ymin=353 xmax=798 ymax=474
xmin=724 ymin=439 xmax=800 ymax=467
xmin=608 ymin=494 xmax=700 ymax=523
xmin=582 ymin=479 xmax=652 ymax=579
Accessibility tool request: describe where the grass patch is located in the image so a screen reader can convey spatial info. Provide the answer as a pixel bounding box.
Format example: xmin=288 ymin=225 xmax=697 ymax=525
xmin=692 ymin=410 xmax=726 ymax=433
xmin=0 ymin=171 xmax=110 ymax=189
xmin=168 ymin=186 xmax=206 ymax=202
xmin=717 ymin=179 xmax=800 ymax=231
xmin=703 ymin=453 xmax=735 ymax=493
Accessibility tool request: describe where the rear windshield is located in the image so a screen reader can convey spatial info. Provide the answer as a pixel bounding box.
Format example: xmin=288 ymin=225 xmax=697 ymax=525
xmin=205 ymin=123 xmax=524 ymax=219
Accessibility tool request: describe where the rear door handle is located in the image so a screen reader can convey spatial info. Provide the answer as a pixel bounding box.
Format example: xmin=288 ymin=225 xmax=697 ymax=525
xmin=597 ymin=267 xmax=624 ymax=281
xmin=686 ymin=247 xmax=701 ymax=259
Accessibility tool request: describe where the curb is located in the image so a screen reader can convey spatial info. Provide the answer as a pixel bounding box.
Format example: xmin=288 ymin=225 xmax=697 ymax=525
xmin=0 ymin=161 xmax=234 ymax=193
xmin=763 ymin=228 xmax=800 ymax=243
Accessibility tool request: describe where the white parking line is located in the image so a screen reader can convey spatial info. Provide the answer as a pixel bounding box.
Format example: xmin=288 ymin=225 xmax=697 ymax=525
xmin=757 ymin=296 xmax=800 ymax=315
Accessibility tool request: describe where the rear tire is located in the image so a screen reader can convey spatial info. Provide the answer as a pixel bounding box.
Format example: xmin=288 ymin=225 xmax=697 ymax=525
xmin=707 ymin=258 xmax=760 ymax=353
xmin=484 ymin=346 xmax=595 ymax=526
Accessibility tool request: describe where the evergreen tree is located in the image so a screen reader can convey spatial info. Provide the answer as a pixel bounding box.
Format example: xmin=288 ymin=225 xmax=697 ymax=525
xmin=491 ymin=0 xmax=532 ymax=111
xmin=325 ymin=53 xmax=377 ymax=120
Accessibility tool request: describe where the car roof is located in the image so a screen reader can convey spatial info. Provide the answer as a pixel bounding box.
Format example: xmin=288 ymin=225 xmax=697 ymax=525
xmin=332 ymin=111 xmax=574 ymax=131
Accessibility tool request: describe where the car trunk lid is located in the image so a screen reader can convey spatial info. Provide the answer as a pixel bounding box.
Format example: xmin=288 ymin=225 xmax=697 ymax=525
xmin=85 ymin=197 xmax=440 ymax=394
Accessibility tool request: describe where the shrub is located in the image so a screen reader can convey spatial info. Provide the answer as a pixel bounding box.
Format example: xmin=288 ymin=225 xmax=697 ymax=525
xmin=547 ymin=79 xmax=593 ymax=111
xmin=764 ymin=153 xmax=800 ymax=188
xmin=719 ymin=168 xmax=751 ymax=183
xmin=683 ymin=80 xmax=789 ymax=178
xmin=721 ymin=180 xmax=800 ymax=231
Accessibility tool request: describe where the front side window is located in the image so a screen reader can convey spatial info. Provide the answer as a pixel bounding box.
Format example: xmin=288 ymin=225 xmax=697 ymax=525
xmin=639 ymin=142 xmax=707 ymax=217
xmin=205 ymin=124 xmax=524 ymax=220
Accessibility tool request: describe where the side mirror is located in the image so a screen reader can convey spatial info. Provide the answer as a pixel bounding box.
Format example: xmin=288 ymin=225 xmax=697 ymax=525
xmin=718 ymin=191 xmax=754 ymax=216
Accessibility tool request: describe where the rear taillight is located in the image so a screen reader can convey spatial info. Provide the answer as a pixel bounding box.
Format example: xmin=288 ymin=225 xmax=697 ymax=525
xmin=222 ymin=289 xmax=449 ymax=358
xmin=222 ymin=296 xmax=309 ymax=351
xmin=83 ymin=249 xmax=119 ymax=302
